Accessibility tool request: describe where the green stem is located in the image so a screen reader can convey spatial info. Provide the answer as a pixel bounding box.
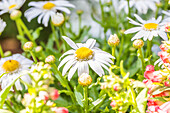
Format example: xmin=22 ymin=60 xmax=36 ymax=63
xmin=127 ymin=0 xmax=131 ymax=17
xmin=112 ymin=46 xmax=116 ymax=63
xmin=15 ymin=20 xmax=24 ymax=36
xmin=162 ymin=0 xmax=169 ymax=19
xmin=139 ymin=48 xmax=145 ymax=73
xmin=0 ymin=44 xmax=4 ymax=58
xmin=116 ymin=36 xmax=124 ymax=66
xmin=5 ymin=101 xmax=18 ymax=113
xmin=155 ymin=7 xmax=160 ymax=19
xmin=17 ymin=18 xmax=37 ymax=46
xmin=146 ymin=40 xmax=152 ymax=57
xmin=78 ymin=14 xmax=82 ymax=36
xmin=50 ymin=21 xmax=60 ymax=50
xmin=99 ymin=0 xmax=104 ymax=22
xmin=84 ymin=87 xmax=88 ymax=113
xmin=30 ymin=51 xmax=37 ymax=63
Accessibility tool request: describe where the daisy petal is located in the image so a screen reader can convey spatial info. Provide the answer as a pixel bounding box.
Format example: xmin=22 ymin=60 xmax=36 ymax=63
xmin=62 ymin=36 xmax=78 ymax=50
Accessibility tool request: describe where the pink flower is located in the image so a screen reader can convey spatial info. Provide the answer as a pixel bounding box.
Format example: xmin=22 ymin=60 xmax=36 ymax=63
xmin=144 ymin=65 xmax=155 ymax=79
xmin=51 ymin=107 xmax=69 ymax=113
xmin=158 ymin=51 xmax=170 ymax=63
xmin=165 ymin=23 xmax=170 ymax=33
xmin=164 ymin=81 xmax=170 ymax=87
xmin=160 ymin=44 xmax=168 ymax=51
xmin=110 ymin=100 xmax=116 ymax=108
xmin=50 ymin=89 xmax=60 ymax=100
xmin=159 ymin=101 xmax=170 ymax=113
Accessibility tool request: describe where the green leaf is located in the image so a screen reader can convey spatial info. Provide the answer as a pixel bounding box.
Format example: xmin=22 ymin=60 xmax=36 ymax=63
xmin=0 ymin=109 xmax=12 ymax=113
xmin=0 ymin=74 xmax=23 ymax=108
xmin=150 ymin=97 xmax=167 ymax=103
xmin=74 ymin=87 xmax=84 ymax=107
xmin=120 ymin=60 xmax=126 ymax=77
xmin=88 ymin=94 xmax=106 ymax=111
xmin=59 ymin=90 xmax=73 ymax=96
xmin=136 ymin=88 xmax=148 ymax=113
xmin=32 ymin=27 xmax=43 ymax=40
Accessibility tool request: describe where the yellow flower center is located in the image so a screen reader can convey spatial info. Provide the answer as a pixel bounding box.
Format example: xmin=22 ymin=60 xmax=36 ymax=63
xmin=2 ymin=60 xmax=20 ymax=72
xmin=75 ymin=47 xmax=93 ymax=60
xmin=9 ymin=4 xmax=17 ymax=10
xmin=144 ymin=23 xmax=158 ymax=30
xmin=43 ymin=2 xmax=56 ymax=10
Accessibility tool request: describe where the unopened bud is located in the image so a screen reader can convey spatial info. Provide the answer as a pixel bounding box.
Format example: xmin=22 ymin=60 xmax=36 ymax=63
xmin=120 ymin=29 xmax=125 ymax=34
xmin=133 ymin=39 xmax=144 ymax=49
xmin=10 ymin=10 xmax=22 ymax=20
xmin=108 ymin=34 xmax=120 ymax=47
xmin=35 ymin=46 xmax=43 ymax=53
xmin=156 ymin=2 xmax=163 ymax=7
xmin=78 ymin=73 xmax=92 ymax=86
xmin=76 ymin=10 xmax=84 ymax=15
xmin=4 ymin=51 xmax=12 ymax=57
xmin=45 ymin=55 xmax=56 ymax=64
xmin=52 ymin=13 xmax=64 ymax=27
xmin=23 ymin=41 xmax=33 ymax=51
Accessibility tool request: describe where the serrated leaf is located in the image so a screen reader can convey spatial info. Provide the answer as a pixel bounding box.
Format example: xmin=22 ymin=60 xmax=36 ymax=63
xmin=136 ymin=88 xmax=148 ymax=113
xmin=0 ymin=74 xmax=23 ymax=108
xmin=32 ymin=27 xmax=43 ymax=40
xmin=74 ymin=87 xmax=84 ymax=107
xmin=88 ymin=94 xmax=106 ymax=111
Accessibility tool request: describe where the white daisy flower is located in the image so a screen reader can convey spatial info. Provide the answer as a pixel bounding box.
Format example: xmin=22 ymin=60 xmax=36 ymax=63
xmin=58 ymin=36 xmax=114 ymax=81
xmin=0 ymin=54 xmax=33 ymax=91
xmin=24 ymin=0 xmax=75 ymax=27
xmin=0 ymin=0 xmax=25 ymax=15
xmin=124 ymin=14 xmax=168 ymax=41
xmin=0 ymin=18 xmax=6 ymax=35
xmin=119 ymin=0 xmax=159 ymax=14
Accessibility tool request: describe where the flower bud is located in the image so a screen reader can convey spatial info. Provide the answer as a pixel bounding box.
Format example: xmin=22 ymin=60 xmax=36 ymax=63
xmin=23 ymin=41 xmax=33 ymax=51
xmin=45 ymin=55 xmax=56 ymax=64
xmin=35 ymin=46 xmax=43 ymax=53
xmin=120 ymin=29 xmax=125 ymax=34
xmin=52 ymin=13 xmax=64 ymax=27
xmin=133 ymin=39 xmax=144 ymax=49
xmin=76 ymin=10 xmax=83 ymax=15
xmin=108 ymin=34 xmax=120 ymax=47
xmin=78 ymin=73 xmax=92 ymax=86
xmin=4 ymin=51 xmax=12 ymax=57
xmin=156 ymin=2 xmax=163 ymax=7
xmin=10 ymin=10 xmax=22 ymax=20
